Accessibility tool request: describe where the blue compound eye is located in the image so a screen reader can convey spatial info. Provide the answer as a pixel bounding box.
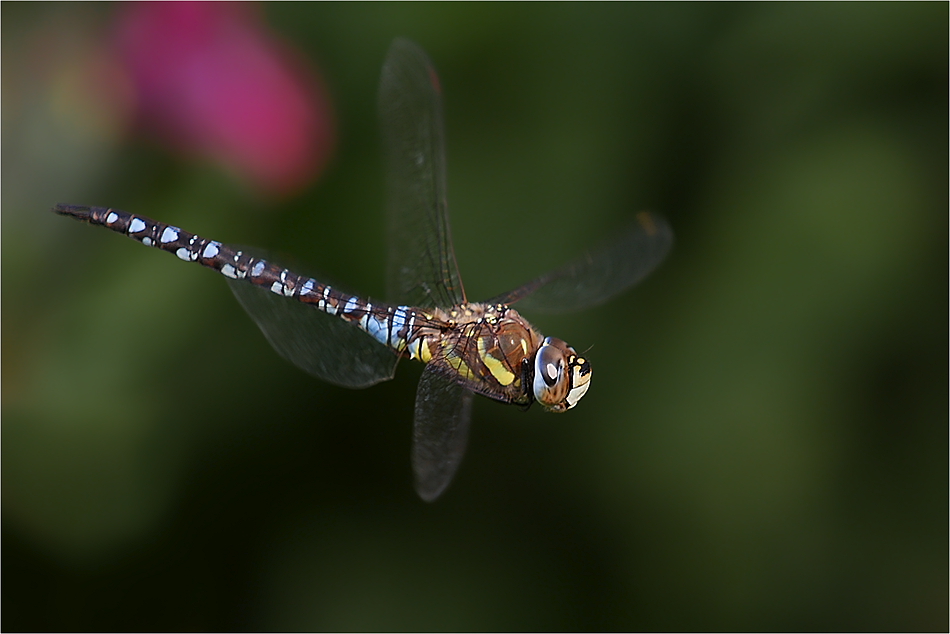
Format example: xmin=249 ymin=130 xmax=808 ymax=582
xmin=537 ymin=344 xmax=562 ymax=387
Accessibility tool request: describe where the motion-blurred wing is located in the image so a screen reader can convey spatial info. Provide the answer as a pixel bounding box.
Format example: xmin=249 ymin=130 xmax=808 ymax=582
xmin=412 ymin=365 xmax=474 ymax=501
xmin=489 ymin=212 xmax=673 ymax=313
xmin=228 ymin=272 xmax=398 ymax=389
xmin=379 ymin=38 xmax=466 ymax=309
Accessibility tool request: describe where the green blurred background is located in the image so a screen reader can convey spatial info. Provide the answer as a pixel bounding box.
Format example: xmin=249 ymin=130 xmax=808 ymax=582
xmin=3 ymin=3 xmax=946 ymax=631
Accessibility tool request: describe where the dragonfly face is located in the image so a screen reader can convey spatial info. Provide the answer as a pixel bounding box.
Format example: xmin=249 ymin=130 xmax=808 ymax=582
xmin=532 ymin=337 xmax=592 ymax=413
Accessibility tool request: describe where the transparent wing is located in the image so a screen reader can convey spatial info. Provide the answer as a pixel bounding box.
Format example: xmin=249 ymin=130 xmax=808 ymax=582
xmin=412 ymin=365 xmax=474 ymax=502
xmin=489 ymin=212 xmax=674 ymax=313
xmin=379 ymin=39 xmax=473 ymax=499
xmin=379 ymin=38 xmax=465 ymax=308
xmin=227 ymin=275 xmax=398 ymax=389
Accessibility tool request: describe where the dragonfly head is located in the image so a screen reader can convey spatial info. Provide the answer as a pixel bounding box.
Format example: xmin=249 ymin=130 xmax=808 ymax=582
xmin=532 ymin=337 xmax=591 ymax=412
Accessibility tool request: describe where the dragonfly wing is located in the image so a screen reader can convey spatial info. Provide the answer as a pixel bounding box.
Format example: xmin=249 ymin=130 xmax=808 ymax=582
xmin=489 ymin=212 xmax=673 ymax=313
xmin=412 ymin=364 xmax=474 ymax=501
xmin=228 ymin=277 xmax=398 ymax=389
xmin=379 ymin=38 xmax=466 ymax=308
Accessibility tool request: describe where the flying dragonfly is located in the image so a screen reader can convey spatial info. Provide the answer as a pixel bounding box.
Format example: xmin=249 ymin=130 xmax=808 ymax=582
xmin=53 ymin=38 xmax=673 ymax=501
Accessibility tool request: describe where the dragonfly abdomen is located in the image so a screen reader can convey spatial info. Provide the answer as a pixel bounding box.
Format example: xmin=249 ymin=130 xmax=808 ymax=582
xmin=53 ymin=204 xmax=432 ymax=356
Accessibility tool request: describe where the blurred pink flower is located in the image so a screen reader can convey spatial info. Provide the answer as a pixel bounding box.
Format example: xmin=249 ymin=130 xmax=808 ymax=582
xmin=114 ymin=2 xmax=333 ymax=197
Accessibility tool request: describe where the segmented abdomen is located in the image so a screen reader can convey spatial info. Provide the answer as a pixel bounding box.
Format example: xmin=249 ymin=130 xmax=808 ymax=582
xmin=53 ymin=204 xmax=432 ymax=358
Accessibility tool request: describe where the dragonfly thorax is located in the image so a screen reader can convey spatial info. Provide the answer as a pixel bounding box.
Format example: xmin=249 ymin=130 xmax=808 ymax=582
xmin=416 ymin=303 xmax=539 ymax=406
xmin=417 ymin=303 xmax=590 ymax=412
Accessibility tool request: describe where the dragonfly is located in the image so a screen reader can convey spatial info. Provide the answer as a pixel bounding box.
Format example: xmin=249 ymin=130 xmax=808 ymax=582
xmin=53 ymin=38 xmax=672 ymax=501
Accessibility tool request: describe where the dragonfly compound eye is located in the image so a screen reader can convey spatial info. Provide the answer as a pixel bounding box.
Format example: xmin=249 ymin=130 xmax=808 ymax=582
xmin=533 ymin=337 xmax=590 ymax=412
xmin=538 ymin=348 xmax=561 ymax=387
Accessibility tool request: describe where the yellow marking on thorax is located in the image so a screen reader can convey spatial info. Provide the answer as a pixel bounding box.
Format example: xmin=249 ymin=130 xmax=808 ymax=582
xmin=408 ymin=337 xmax=433 ymax=363
xmin=446 ymin=354 xmax=474 ymax=380
xmin=438 ymin=336 xmax=476 ymax=380
xmin=477 ymin=337 xmax=515 ymax=386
